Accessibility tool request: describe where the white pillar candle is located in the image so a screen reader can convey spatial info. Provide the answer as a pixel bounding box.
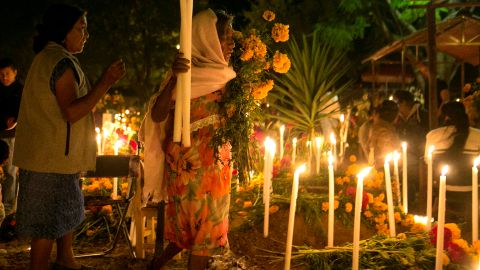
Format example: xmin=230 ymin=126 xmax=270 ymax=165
xmin=473 ymin=157 xmax=480 ymax=242
xmin=328 ymin=153 xmax=335 ymax=247
xmin=426 ymin=145 xmax=435 ymax=230
xmin=339 ymin=114 xmax=345 ymax=158
xmin=330 ymin=132 xmax=337 ymax=163
xmin=95 ymin=127 xmax=102 ymax=155
xmin=263 ymin=137 xmax=276 ymax=238
xmin=393 ymin=150 xmax=401 ymax=205
xmin=307 ymin=141 xmax=312 ymax=174
xmin=435 ymin=166 xmax=448 ymax=270
xmin=284 ymin=164 xmax=307 ymax=270
xmin=292 ymin=137 xmax=297 ymax=166
xmin=279 ymin=125 xmax=285 ymax=160
xmin=401 ymin=142 xmax=408 ymax=213
xmin=384 ymin=154 xmax=396 ymax=237
xmin=352 ymin=167 xmax=372 ymax=270
xmin=315 ymin=136 xmax=323 ymax=175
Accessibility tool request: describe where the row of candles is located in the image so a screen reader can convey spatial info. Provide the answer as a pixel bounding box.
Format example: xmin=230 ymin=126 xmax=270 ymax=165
xmin=264 ymin=138 xmax=480 ymax=269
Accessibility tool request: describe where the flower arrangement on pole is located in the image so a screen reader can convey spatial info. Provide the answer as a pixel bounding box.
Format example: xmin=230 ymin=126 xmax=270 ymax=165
xmin=211 ymin=10 xmax=290 ymax=183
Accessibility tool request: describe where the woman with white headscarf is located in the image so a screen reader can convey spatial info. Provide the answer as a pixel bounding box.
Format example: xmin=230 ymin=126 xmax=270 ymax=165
xmin=143 ymin=8 xmax=236 ymax=270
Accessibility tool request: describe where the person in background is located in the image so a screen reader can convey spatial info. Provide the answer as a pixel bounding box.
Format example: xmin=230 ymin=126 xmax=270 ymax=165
xmin=0 ymin=57 xmax=23 ymax=217
xmin=393 ymin=90 xmax=428 ymax=210
xmin=147 ymin=8 xmax=236 ymax=270
xmin=13 ymin=4 xmax=125 ymax=270
xmin=358 ymin=106 xmax=374 ymax=162
xmin=368 ymin=100 xmax=400 ymax=168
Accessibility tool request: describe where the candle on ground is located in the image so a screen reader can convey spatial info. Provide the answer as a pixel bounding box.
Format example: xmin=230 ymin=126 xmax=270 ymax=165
xmin=384 ymin=154 xmax=396 ymax=237
xmin=284 ymin=164 xmax=307 ymax=270
xmin=292 ymin=137 xmax=297 ymax=166
xmin=263 ymin=137 xmax=276 ymax=238
xmin=279 ymin=125 xmax=285 ymax=160
xmin=473 ymin=156 xmax=480 ymax=242
xmin=435 ymin=165 xmax=448 ymax=270
xmin=328 ymin=153 xmax=335 ymax=247
xmin=426 ymin=145 xmax=435 ymax=230
xmin=352 ymin=167 xmax=372 ymax=270
xmin=401 ymin=142 xmax=408 ymax=213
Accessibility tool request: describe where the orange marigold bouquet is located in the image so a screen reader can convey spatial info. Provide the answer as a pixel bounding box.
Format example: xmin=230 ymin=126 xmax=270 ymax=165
xmin=212 ymin=10 xmax=290 ymax=182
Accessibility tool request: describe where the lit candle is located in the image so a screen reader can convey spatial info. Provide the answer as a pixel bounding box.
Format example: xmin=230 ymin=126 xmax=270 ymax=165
xmin=401 ymin=142 xmax=408 ymax=213
xmin=413 ymin=215 xmax=429 ymax=227
xmin=284 ymin=164 xmax=307 ymax=270
xmin=315 ymin=136 xmax=323 ymax=175
xmin=114 ymin=140 xmax=123 ymax=156
xmin=307 ymin=140 xmax=312 ymax=174
xmin=292 ymin=137 xmax=297 ymax=166
xmin=339 ymin=114 xmax=345 ymax=158
xmin=279 ymin=124 xmax=285 ymax=160
xmin=330 ymin=132 xmax=337 ymax=162
xmin=352 ymin=167 xmax=372 ymax=270
xmin=384 ymin=154 xmax=396 ymax=237
xmin=95 ymin=127 xmax=102 ymax=155
xmin=473 ymin=156 xmax=480 ymax=242
xmin=435 ymin=165 xmax=448 ymax=270
xmin=263 ymin=137 xmax=276 ymax=238
xmin=328 ymin=153 xmax=335 ymax=247
xmin=393 ymin=150 xmax=401 ymax=205
xmin=426 ymin=145 xmax=435 ymax=230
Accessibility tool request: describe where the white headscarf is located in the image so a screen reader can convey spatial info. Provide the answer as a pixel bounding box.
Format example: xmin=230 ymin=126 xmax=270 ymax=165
xmin=190 ymin=8 xmax=236 ymax=98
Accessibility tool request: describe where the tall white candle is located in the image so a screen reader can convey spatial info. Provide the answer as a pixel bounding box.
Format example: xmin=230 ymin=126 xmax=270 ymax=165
xmin=401 ymin=142 xmax=408 ymax=213
xmin=328 ymin=154 xmax=335 ymax=247
xmin=393 ymin=150 xmax=401 ymax=205
xmin=95 ymin=127 xmax=102 ymax=155
xmin=315 ymin=136 xmax=323 ymax=175
xmin=473 ymin=157 xmax=480 ymax=242
xmin=292 ymin=138 xmax=297 ymax=166
xmin=426 ymin=145 xmax=435 ymax=230
xmin=435 ymin=166 xmax=448 ymax=270
xmin=330 ymin=132 xmax=337 ymax=162
xmin=307 ymin=141 xmax=312 ymax=174
xmin=279 ymin=125 xmax=285 ymax=160
xmin=352 ymin=167 xmax=372 ymax=270
xmin=384 ymin=154 xmax=396 ymax=237
xmin=339 ymin=114 xmax=345 ymax=158
xmin=263 ymin=137 xmax=276 ymax=238
xmin=284 ymin=164 xmax=307 ymax=270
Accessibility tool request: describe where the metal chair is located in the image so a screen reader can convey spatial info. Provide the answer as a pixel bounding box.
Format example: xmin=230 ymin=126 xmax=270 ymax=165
xmin=75 ymin=155 xmax=140 ymax=258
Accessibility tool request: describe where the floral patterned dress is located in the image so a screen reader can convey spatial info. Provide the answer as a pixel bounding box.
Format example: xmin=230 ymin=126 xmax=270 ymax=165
xmin=164 ymin=90 xmax=231 ymax=256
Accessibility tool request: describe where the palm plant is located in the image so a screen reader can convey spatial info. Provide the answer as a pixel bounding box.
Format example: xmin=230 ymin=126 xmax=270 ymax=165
xmin=268 ymin=30 xmax=354 ymax=140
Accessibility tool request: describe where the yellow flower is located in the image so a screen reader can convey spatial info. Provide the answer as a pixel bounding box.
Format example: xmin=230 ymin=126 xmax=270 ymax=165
xmin=252 ymin=80 xmax=274 ymax=100
xmin=272 ymin=51 xmax=291 ymax=73
xmin=343 ymin=176 xmax=350 ymax=184
xmin=409 ymin=223 xmax=425 ymax=234
xmin=363 ymin=210 xmax=373 ymax=218
xmin=401 ymin=214 xmax=415 ymax=226
xmin=345 ymin=164 xmax=361 ymax=176
xmin=271 ymin=23 xmax=289 ymax=42
xmin=394 ymin=212 xmax=401 ymax=223
xmin=349 ymin=155 xmax=357 ymax=163
xmin=366 ymin=193 xmax=374 ymax=204
xmin=375 ymin=193 xmax=385 ymax=203
xmin=396 ymin=233 xmax=407 ymax=240
xmin=445 ymin=223 xmax=461 ymax=240
xmin=442 ymin=252 xmax=450 ymax=265
xmin=322 ymin=202 xmax=329 ymax=212
xmin=473 ymin=240 xmax=480 ymax=254
xmin=375 ymin=223 xmax=389 ymax=236
xmin=240 ymin=49 xmax=254 ymax=61
xmin=452 ymin=239 xmax=471 ymax=253
xmin=345 ymin=202 xmax=353 ymax=213
xmin=240 ymin=33 xmax=267 ymax=60
xmin=335 ymin=177 xmax=344 ymax=185
xmin=374 ymin=214 xmax=386 ymax=224
xmin=262 ymin=10 xmax=275 ymax=21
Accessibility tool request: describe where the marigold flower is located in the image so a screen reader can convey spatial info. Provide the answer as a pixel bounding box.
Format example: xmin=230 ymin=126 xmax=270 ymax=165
xmin=252 ymin=80 xmax=274 ymax=100
xmin=271 ymin=23 xmax=289 ymax=42
xmin=349 ymin=155 xmax=357 ymax=163
xmin=322 ymin=202 xmax=329 ymax=212
xmin=262 ymin=10 xmax=275 ymax=21
xmin=240 ymin=49 xmax=254 ymax=61
xmin=272 ymin=51 xmax=291 ymax=73
xmin=335 ymin=177 xmax=344 ymax=185
xmin=334 ymin=200 xmax=339 ymax=210
xmin=243 ymin=201 xmax=253 ymax=208
xmin=396 ymin=233 xmax=407 ymax=240
xmin=473 ymin=240 xmax=480 ymax=254
xmin=394 ymin=212 xmax=401 ymax=223
xmin=442 ymin=252 xmax=450 ymax=265
xmin=409 ymin=223 xmax=425 ymax=233
xmin=375 ymin=223 xmax=389 ymax=235
xmin=374 ymin=213 xmax=386 ymax=224
xmin=345 ymin=202 xmax=353 ymax=213
xmin=363 ymin=210 xmax=373 ymax=218
xmin=445 ymin=223 xmax=461 ymax=240
xmin=269 ymin=204 xmax=280 ymax=214
xmin=452 ymin=239 xmax=471 ymax=253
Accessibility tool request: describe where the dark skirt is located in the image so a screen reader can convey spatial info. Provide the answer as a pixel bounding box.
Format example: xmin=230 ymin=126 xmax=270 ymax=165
xmin=16 ymin=169 xmax=84 ymax=239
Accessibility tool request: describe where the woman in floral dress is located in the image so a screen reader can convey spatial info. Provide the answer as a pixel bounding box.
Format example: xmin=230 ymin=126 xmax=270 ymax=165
xmin=147 ymin=8 xmax=236 ymax=270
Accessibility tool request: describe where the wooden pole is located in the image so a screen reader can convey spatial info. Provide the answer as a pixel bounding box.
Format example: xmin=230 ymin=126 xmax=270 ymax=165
xmin=427 ymin=3 xmax=438 ymax=130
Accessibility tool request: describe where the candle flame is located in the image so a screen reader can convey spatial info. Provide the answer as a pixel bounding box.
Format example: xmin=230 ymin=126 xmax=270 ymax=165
xmin=413 ymin=215 xmax=428 ymax=226
xmin=475 ymin=156 xmax=480 ymax=168
xmin=340 ymin=114 xmax=345 ymax=122
xmin=264 ymin=137 xmax=276 ymax=155
xmin=95 ymin=127 xmax=100 ymax=133
xmin=393 ymin=150 xmax=400 ymax=161
xmin=357 ymin=167 xmax=372 ymax=180
xmin=315 ymin=136 xmax=323 ymax=147
xmin=292 ymin=137 xmax=297 ymax=144
xmin=401 ymin=142 xmax=407 ymax=149
xmin=307 ymin=141 xmax=311 ymax=147
xmin=295 ymin=163 xmax=307 ymax=175
xmin=441 ymin=165 xmax=449 ymax=176
xmin=328 ymin=153 xmax=334 ymax=165
xmin=329 ymin=132 xmax=336 ymax=144
xmin=114 ymin=140 xmax=123 ymax=149
xmin=385 ymin=153 xmax=392 ymax=163
xmin=280 ymin=124 xmax=285 ymax=134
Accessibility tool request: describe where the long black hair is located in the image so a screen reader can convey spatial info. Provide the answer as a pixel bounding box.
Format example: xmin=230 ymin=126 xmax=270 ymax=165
xmin=439 ymin=101 xmax=470 ymax=156
xmin=33 ymin=4 xmax=85 ymax=53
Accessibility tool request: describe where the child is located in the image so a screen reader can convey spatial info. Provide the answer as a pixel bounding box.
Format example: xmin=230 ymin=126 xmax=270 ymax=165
xmin=0 ymin=139 xmax=9 ymax=227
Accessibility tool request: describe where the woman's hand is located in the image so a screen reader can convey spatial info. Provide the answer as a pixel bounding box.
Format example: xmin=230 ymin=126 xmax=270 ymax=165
xmin=100 ymin=59 xmax=126 ymax=87
xmin=172 ymin=52 xmax=190 ymax=77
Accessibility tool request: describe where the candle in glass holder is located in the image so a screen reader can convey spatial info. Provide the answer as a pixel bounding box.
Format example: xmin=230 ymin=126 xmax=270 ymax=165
xmin=401 ymin=142 xmax=408 ymax=213
xmin=384 ymin=154 xmax=396 ymax=237
xmin=327 ymin=153 xmax=335 ymax=247
xmin=284 ymin=164 xmax=307 ymax=270
xmin=435 ymin=165 xmax=448 ymax=270
xmin=426 ymin=145 xmax=435 ymax=230
xmin=352 ymin=167 xmax=372 ymax=270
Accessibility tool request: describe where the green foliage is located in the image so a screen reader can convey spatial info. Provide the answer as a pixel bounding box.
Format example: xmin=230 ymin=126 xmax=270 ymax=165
xmin=389 ymin=0 xmax=450 ymax=24
xmin=268 ymin=31 xmax=353 ymax=139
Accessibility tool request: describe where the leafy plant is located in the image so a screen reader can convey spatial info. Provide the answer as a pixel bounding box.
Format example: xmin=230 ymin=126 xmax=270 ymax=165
xmin=268 ymin=30 xmax=354 ymax=141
